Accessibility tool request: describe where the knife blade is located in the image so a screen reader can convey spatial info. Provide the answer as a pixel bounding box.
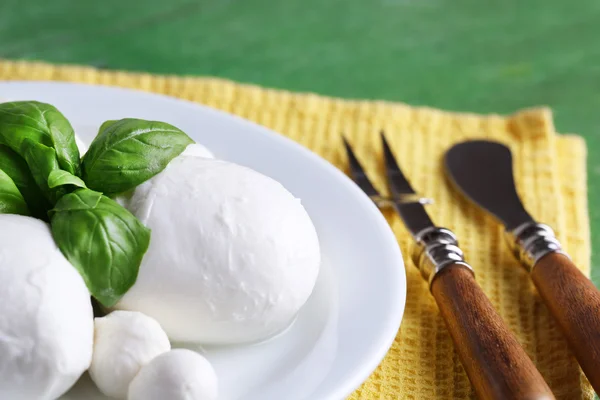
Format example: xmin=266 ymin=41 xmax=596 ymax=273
xmin=444 ymin=140 xmax=534 ymax=230
xmin=445 ymin=140 xmax=600 ymax=393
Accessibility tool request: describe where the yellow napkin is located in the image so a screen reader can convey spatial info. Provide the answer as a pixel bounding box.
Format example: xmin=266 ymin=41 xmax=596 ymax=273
xmin=0 ymin=60 xmax=592 ymax=399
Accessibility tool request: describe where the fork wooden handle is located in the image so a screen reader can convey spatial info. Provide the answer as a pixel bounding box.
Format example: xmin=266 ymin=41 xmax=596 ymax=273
xmin=531 ymin=252 xmax=600 ymax=393
xmin=431 ymin=264 xmax=554 ymax=400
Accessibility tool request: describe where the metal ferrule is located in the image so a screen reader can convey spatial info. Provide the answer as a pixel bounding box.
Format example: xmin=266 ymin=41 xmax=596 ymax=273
xmin=411 ymin=227 xmax=474 ymax=289
xmin=505 ymin=222 xmax=566 ymax=273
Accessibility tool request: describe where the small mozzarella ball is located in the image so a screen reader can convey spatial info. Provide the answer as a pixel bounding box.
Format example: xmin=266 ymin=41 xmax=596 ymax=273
xmin=128 ymin=349 xmax=218 ymax=400
xmin=89 ymin=311 xmax=171 ymax=399
xmin=117 ymin=157 xmax=321 ymax=344
xmin=0 ymin=215 xmax=93 ymax=400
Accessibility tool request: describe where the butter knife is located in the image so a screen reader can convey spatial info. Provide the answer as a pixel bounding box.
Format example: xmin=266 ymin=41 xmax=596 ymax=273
xmin=445 ymin=140 xmax=600 ymax=393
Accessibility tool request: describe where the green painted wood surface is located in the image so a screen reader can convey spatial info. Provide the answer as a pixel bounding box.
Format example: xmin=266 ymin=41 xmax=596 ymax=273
xmin=1 ymin=0 xmax=599 ymax=284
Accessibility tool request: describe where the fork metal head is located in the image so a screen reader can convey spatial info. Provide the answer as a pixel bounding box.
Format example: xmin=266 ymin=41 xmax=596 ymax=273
xmin=342 ymin=133 xmax=474 ymax=288
xmin=343 ymin=132 xmax=435 ymax=236
xmin=342 ymin=137 xmax=380 ymax=200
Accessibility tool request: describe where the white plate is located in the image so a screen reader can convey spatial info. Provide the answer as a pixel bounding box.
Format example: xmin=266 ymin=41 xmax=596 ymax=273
xmin=0 ymin=82 xmax=406 ymax=400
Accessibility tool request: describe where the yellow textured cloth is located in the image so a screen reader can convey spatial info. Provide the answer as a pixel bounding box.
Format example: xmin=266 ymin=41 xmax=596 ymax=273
xmin=0 ymin=60 xmax=592 ymax=399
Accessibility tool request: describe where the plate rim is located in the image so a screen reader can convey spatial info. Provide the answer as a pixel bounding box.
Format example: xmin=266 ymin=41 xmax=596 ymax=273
xmin=0 ymin=81 xmax=407 ymax=399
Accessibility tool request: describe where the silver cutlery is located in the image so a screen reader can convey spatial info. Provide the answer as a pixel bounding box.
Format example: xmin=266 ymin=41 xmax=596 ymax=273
xmin=343 ymin=133 xmax=554 ymax=400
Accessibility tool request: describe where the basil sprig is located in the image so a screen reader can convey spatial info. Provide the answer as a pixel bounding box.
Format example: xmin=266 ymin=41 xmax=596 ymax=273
xmin=0 ymin=101 xmax=81 ymax=203
xmin=82 ymin=118 xmax=193 ymax=195
xmin=50 ymin=189 xmax=151 ymax=307
xmin=0 ymin=101 xmax=81 ymax=175
xmin=0 ymin=101 xmax=194 ymax=308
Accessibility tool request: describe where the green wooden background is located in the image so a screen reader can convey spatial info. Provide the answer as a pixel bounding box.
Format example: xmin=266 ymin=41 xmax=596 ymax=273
xmin=1 ymin=0 xmax=599 ymax=284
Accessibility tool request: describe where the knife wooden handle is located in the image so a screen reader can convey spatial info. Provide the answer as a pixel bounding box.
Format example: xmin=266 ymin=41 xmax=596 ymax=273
xmin=531 ymin=252 xmax=600 ymax=392
xmin=431 ymin=264 xmax=554 ymax=400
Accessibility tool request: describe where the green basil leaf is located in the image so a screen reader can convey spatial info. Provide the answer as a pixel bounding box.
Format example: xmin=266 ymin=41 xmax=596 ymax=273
xmin=0 ymin=101 xmax=81 ymax=176
xmin=82 ymin=118 xmax=193 ymax=195
xmin=50 ymin=188 xmax=151 ymax=307
xmin=0 ymin=169 xmax=30 ymax=216
xmin=48 ymin=170 xmax=87 ymax=189
xmin=49 ymin=188 xmax=102 ymax=216
xmin=99 ymin=120 xmax=118 ymax=132
xmin=21 ymin=139 xmax=66 ymax=203
xmin=0 ymin=145 xmax=51 ymax=219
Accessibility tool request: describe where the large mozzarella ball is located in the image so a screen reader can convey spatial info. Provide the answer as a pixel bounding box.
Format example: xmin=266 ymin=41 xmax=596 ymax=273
xmin=128 ymin=349 xmax=218 ymax=400
xmin=89 ymin=311 xmax=171 ymax=399
xmin=181 ymin=143 xmax=214 ymax=158
xmin=116 ymin=156 xmax=321 ymax=344
xmin=0 ymin=214 xmax=93 ymax=400
xmin=113 ymin=143 xmax=213 ymax=209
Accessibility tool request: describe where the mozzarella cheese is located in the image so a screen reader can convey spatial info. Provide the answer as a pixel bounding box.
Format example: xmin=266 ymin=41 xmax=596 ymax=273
xmin=128 ymin=349 xmax=218 ymax=400
xmin=89 ymin=311 xmax=171 ymax=400
xmin=116 ymin=156 xmax=321 ymax=344
xmin=75 ymin=134 xmax=88 ymax=155
xmin=113 ymin=143 xmax=213 ymax=209
xmin=181 ymin=143 xmax=214 ymax=159
xmin=0 ymin=215 xmax=93 ymax=400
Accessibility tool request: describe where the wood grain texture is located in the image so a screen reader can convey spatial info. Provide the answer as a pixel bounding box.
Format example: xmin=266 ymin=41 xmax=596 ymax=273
xmin=532 ymin=252 xmax=600 ymax=393
xmin=431 ymin=264 xmax=554 ymax=400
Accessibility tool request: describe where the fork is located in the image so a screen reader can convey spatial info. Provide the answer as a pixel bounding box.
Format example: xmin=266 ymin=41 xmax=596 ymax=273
xmin=343 ymin=133 xmax=554 ymax=400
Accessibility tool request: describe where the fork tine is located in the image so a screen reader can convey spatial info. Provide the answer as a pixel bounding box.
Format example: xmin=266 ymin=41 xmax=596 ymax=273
xmin=380 ymin=131 xmax=417 ymax=197
xmin=342 ymin=136 xmax=381 ymax=199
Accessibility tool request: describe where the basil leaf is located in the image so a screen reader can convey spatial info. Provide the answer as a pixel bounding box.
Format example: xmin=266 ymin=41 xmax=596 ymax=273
xmin=48 ymin=170 xmax=87 ymax=189
xmin=99 ymin=120 xmax=118 ymax=132
xmin=0 ymin=145 xmax=51 ymax=219
xmin=82 ymin=118 xmax=193 ymax=195
xmin=21 ymin=139 xmax=66 ymax=203
xmin=50 ymin=188 xmax=151 ymax=307
xmin=49 ymin=188 xmax=102 ymax=216
xmin=0 ymin=101 xmax=81 ymax=176
xmin=0 ymin=169 xmax=30 ymax=216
